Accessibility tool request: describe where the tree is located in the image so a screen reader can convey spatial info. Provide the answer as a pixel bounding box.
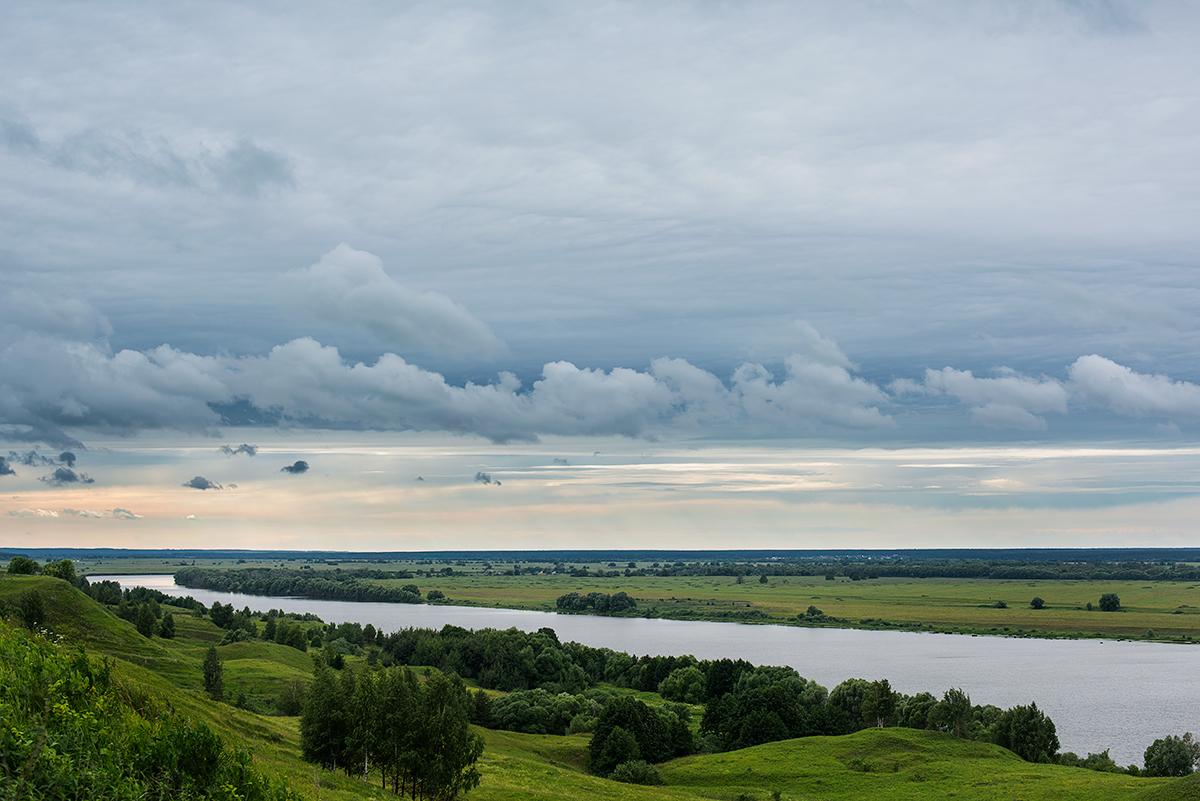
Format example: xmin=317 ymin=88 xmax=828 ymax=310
xmin=136 ymin=604 xmax=156 ymax=637
xmin=41 ymin=559 xmax=76 ymax=583
xmin=158 ymin=611 xmax=176 ymax=638
xmin=1030 ymin=597 xmax=1045 ymax=610
xmin=829 ymin=678 xmax=872 ymax=733
xmin=17 ymin=590 xmax=46 ymax=629
xmin=931 ymin=688 xmax=973 ymax=738
xmin=1099 ymin=593 xmax=1121 ymax=612
xmin=591 ymin=726 xmax=640 ymax=775
xmin=301 ymin=661 xmax=345 ymax=769
xmin=862 ymin=679 xmax=897 ymax=728
xmin=658 ymin=666 xmax=705 ymax=704
xmin=993 ymin=703 xmax=1059 ymax=763
xmin=1144 ymin=733 xmax=1200 ymax=777
xmin=758 ymin=574 xmax=769 ymax=584
xmin=202 ymin=645 xmax=224 ymax=700
xmin=7 ymin=555 xmax=41 ymax=575
xmin=412 ymin=672 xmax=483 ymax=799
xmin=609 ymin=759 xmax=663 ymax=785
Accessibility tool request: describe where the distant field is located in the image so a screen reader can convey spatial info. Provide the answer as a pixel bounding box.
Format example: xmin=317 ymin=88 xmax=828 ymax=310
xmin=70 ymin=556 xmax=1200 ymax=641
xmin=387 ymin=573 xmax=1200 ymax=642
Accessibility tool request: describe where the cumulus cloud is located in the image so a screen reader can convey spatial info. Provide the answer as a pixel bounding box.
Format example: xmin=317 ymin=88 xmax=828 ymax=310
xmin=281 ymin=460 xmax=309 ymax=474
xmin=285 ymin=245 xmax=508 ymax=360
xmin=59 ymin=451 xmax=77 ymax=467
xmin=61 ymin=508 xmax=104 ymax=518
xmin=9 ymin=506 xmax=142 ymax=520
xmin=0 ymin=457 xmax=15 ymax=476
xmin=112 ymin=508 xmax=142 ymax=520
xmin=220 ymin=443 xmax=258 ymax=456
xmin=7 ymin=449 xmax=59 ymax=466
xmin=1068 ymin=355 xmax=1200 ymax=419
xmin=182 ymin=475 xmax=221 ymax=490
xmin=896 ymin=367 xmax=1068 ymax=429
xmin=8 ymin=508 xmax=58 ymax=518
xmin=41 ymin=466 xmax=94 ymax=486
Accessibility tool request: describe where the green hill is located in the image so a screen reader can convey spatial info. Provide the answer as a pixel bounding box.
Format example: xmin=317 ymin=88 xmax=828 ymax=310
xmin=3 ymin=574 xmax=1197 ymax=801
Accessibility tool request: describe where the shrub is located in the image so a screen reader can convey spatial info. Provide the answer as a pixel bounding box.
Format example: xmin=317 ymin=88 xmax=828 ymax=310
xmin=6 ymin=555 xmax=41 ymax=574
xmin=1098 ymin=593 xmax=1121 ymax=612
xmin=609 ymin=759 xmax=663 ymax=785
xmin=1030 ymin=597 xmax=1045 ymax=610
xmin=17 ymin=589 xmax=47 ymax=630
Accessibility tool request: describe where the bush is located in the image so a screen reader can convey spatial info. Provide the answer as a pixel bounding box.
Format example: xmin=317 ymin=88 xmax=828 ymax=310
xmin=17 ymin=589 xmax=47 ymax=630
xmin=42 ymin=559 xmax=77 ymax=583
xmin=1030 ymin=597 xmax=1045 ymax=610
xmin=609 ymin=759 xmax=663 ymax=785
xmin=1098 ymin=593 xmax=1121 ymax=612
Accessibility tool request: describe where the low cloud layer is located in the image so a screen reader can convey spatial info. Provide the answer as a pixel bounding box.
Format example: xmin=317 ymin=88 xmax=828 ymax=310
xmin=220 ymin=443 xmax=257 ymax=456
xmin=9 ymin=506 xmax=141 ymax=520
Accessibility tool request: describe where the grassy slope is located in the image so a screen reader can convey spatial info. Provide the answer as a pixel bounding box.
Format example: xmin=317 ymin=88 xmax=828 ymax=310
xmin=373 ymin=573 xmax=1200 ymax=641
xmin=3 ymin=574 xmax=1196 ymax=801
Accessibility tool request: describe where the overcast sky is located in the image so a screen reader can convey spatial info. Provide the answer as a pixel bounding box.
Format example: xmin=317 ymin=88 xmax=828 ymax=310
xmin=3 ymin=2 xmax=1200 ymax=548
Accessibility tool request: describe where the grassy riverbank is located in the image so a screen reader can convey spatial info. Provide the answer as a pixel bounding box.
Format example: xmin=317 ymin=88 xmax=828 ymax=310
xmin=3 ymin=573 xmax=1196 ymax=801
xmin=374 ymin=573 xmax=1200 ymax=642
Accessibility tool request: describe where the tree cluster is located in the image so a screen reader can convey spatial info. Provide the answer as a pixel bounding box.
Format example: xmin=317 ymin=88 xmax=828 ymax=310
xmin=300 ymin=662 xmax=483 ymax=799
xmin=176 ymin=567 xmax=430 ymax=604
xmin=555 ymin=591 xmax=637 ymax=614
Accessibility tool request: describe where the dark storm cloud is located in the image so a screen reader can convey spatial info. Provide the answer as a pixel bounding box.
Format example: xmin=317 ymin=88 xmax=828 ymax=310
xmin=41 ymin=466 xmax=94 ymax=486
xmin=182 ymin=475 xmax=222 ymax=490
xmin=59 ymin=451 xmax=76 ymax=467
xmin=281 ymin=460 xmax=309 ymax=474
xmin=220 ymin=443 xmax=258 ymax=456
xmin=0 ymin=457 xmax=15 ymax=476
xmin=8 ymin=449 xmax=57 ymax=466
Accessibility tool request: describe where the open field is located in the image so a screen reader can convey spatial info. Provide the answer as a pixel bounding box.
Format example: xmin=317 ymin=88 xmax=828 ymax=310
xmin=3 ymin=573 xmax=1196 ymax=801
xmin=379 ymin=573 xmax=1200 ymax=641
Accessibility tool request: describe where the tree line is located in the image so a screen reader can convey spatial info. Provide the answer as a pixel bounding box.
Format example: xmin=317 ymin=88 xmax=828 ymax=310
xmin=175 ymin=566 xmax=435 ymax=604
xmin=555 ymin=591 xmax=637 ymax=614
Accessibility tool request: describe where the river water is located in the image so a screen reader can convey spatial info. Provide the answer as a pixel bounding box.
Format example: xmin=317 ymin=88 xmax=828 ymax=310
xmin=97 ymin=573 xmax=1199 ymax=765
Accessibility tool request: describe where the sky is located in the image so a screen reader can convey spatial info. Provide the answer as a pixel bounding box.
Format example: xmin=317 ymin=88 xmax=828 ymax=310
xmin=3 ymin=1 xmax=1200 ymax=549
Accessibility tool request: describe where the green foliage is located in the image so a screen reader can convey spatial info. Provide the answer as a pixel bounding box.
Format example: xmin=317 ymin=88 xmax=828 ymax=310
xmin=202 ymin=645 xmax=224 ymax=700
xmin=136 ymin=603 xmax=156 ymax=637
xmin=1099 ymin=593 xmax=1122 ymax=612
xmin=589 ymin=696 xmax=692 ymax=774
xmin=1144 ymin=733 xmax=1200 ymax=777
xmin=658 ymin=665 xmax=705 ymax=703
xmin=930 ymin=688 xmax=973 ymax=738
xmin=177 ymin=566 xmax=425 ymax=604
xmin=1031 ymin=596 xmax=1046 ymax=609
xmin=609 ymin=759 xmax=664 ymax=785
xmin=5 ymin=555 xmax=41 ymax=575
xmin=488 ymin=688 xmax=601 ymax=735
xmin=17 ymin=589 xmax=47 ymax=629
xmin=993 ymin=703 xmax=1060 ymax=763
xmin=300 ymin=663 xmax=482 ymax=798
xmin=157 ymin=612 xmax=176 ymax=639
xmin=0 ymin=622 xmax=296 ymax=801
xmin=41 ymin=559 xmax=76 ymax=583
xmin=555 ymin=591 xmax=637 ymax=614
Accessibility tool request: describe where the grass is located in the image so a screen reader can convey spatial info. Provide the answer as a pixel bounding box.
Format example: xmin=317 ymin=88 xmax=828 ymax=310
xmin=3 ymin=573 xmax=1198 ymax=801
xmin=373 ymin=572 xmax=1200 ymax=642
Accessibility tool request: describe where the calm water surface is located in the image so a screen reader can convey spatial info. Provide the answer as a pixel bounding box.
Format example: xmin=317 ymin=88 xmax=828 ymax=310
xmin=97 ymin=574 xmax=1199 ymax=765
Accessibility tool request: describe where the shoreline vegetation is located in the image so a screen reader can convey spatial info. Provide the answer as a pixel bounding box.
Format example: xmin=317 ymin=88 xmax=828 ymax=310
xmin=151 ymin=558 xmax=1200 ymax=644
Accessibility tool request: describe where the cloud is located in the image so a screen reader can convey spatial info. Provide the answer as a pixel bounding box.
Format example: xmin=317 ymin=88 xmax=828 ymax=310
xmin=220 ymin=443 xmax=258 ymax=456
xmin=8 ymin=508 xmax=58 ymax=518
xmin=58 ymin=451 xmax=77 ymax=467
xmin=7 ymin=449 xmax=59 ymax=466
xmin=897 ymin=367 xmax=1069 ymax=429
xmin=0 ymin=114 xmax=293 ymax=196
xmin=61 ymin=508 xmax=104 ymax=518
xmin=40 ymin=466 xmax=94 ymax=486
xmin=285 ymin=245 xmax=508 ymax=360
xmin=112 ymin=508 xmax=143 ymax=520
xmin=182 ymin=475 xmax=221 ymax=490
xmin=1068 ymin=355 xmax=1200 ymax=419
xmin=281 ymin=459 xmax=309 ymax=474
xmin=475 ymin=471 xmax=501 ymax=486
xmin=0 ymin=457 xmax=15 ymax=476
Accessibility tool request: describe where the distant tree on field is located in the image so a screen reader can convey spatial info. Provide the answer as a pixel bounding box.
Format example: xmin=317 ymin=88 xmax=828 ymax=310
xmin=1030 ymin=597 xmax=1045 ymax=609
xmin=6 ymin=556 xmax=41 ymax=575
xmin=1098 ymin=593 xmax=1121 ymax=612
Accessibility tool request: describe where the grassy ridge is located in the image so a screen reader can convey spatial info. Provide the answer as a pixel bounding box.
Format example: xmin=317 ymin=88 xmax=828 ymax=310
xmin=2 ymin=574 xmax=1197 ymax=801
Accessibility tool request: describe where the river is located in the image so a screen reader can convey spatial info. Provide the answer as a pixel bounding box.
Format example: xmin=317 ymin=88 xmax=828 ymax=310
xmin=97 ymin=573 xmax=1199 ymax=766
